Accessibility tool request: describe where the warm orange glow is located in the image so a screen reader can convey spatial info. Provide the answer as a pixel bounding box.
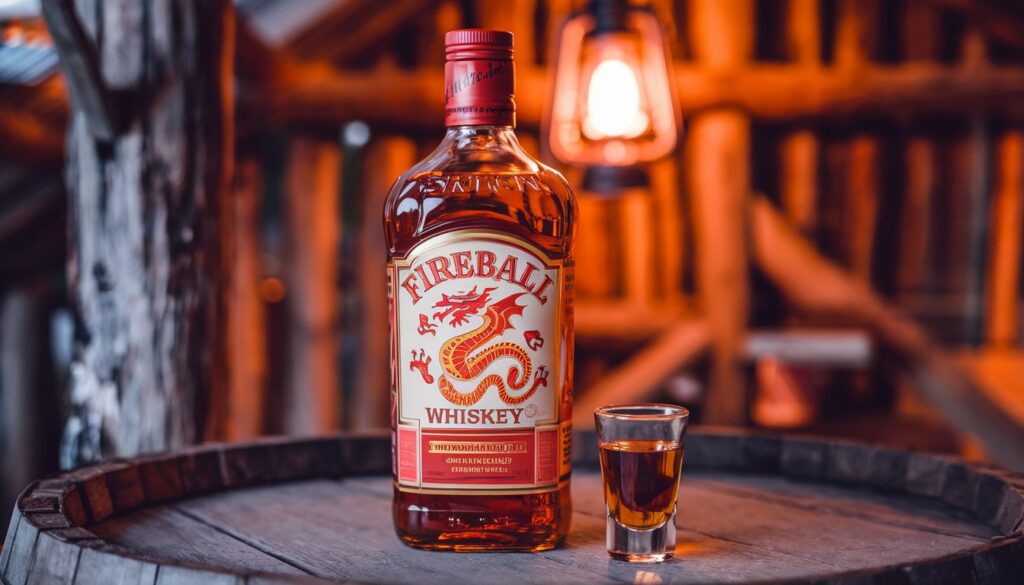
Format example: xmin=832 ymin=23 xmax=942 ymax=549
xmin=584 ymin=58 xmax=648 ymax=140
xmin=544 ymin=7 xmax=679 ymax=167
xmin=258 ymin=277 xmax=286 ymax=303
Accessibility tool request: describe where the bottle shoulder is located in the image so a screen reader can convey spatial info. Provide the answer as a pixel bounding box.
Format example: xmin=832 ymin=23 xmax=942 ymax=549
xmin=384 ymin=131 xmax=577 ymax=259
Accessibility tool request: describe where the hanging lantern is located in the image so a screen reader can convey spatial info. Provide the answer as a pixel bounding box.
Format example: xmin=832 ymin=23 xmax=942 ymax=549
xmin=545 ymin=0 xmax=679 ymax=167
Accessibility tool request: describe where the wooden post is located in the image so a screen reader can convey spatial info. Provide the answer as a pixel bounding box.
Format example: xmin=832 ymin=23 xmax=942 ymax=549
xmin=45 ymin=0 xmax=235 ymax=466
xmin=225 ymin=159 xmax=268 ymax=439
xmin=985 ymin=130 xmax=1024 ymax=347
xmin=835 ymin=0 xmax=880 ymax=283
xmin=896 ymin=1 xmax=941 ymax=297
xmin=353 ymin=136 xmax=416 ymax=430
xmin=686 ymin=0 xmax=753 ymax=425
xmin=779 ymin=0 xmax=821 ymax=235
xmin=950 ymin=29 xmax=991 ymax=346
xmin=574 ymin=194 xmax=619 ymax=299
xmin=283 ymin=136 xmax=341 ymax=434
xmin=620 ymin=186 xmax=658 ymax=305
xmin=1 ymin=289 xmax=61 ymax=520
xmin=650 ymin=157 xmax=685 ymax=301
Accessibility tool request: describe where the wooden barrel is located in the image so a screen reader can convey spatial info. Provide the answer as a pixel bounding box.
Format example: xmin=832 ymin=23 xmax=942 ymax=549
xmin=3 ymin=429 xmax=1022 ymax=584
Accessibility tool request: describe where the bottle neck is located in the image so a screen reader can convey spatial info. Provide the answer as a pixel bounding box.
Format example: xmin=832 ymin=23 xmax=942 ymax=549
xmin=443 ymin=125 xmax=519 ymax=144
xmin=436 ymin=125 xmax=536 ymax=171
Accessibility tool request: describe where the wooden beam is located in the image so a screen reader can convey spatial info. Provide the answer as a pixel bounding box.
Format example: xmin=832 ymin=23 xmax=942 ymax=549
xmin=251 ymin=63 xmax=1024 ymax=129
xmin=575 ymin=301 xmax=687 ymax=342
xmin=750 ymin=195 xmax=1024 ymax=471
xmin=40 ymin=0 xmax=117 ymax=140
xmin=235 ymin=15 xmax=288 ymax=89
xmin=686 ymin=0 xmax=753 ymax=425
xmin=287 ymin=0 xmax=442 ymax=62
xmin=573 ymin=319 xmax=710 ymax=430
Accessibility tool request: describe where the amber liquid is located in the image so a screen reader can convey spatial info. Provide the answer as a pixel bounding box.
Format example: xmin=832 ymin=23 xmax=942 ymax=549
xmin=385 ymin=126 xmax=576 ymax=551
xmin=599 ymin=440 xmax=683 ymax=530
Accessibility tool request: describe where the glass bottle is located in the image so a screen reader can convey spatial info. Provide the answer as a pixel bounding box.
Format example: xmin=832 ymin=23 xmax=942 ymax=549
xmin=384 ymin=29 xmax=577 ymax=551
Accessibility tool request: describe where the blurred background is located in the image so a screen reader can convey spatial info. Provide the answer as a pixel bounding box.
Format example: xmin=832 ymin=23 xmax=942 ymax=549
xmin=1 ymin=0 xmax=1024 ymax=539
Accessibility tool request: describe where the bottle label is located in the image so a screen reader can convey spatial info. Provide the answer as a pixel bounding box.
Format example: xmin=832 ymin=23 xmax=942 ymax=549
xmin=389 ymin=231 xmax=570 ymax=494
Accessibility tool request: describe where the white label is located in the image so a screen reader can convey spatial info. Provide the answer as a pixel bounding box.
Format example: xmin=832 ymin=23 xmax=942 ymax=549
xmin=390 ymin=231 xmax=567 ymax=491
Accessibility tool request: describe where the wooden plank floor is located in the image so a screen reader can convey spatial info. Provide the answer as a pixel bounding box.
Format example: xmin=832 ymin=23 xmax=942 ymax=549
xmin=89 ymin=470 xmax=995 ymax=584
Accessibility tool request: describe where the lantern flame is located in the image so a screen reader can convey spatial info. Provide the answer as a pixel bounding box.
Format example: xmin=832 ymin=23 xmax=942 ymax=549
xmin=583 ymin=58 xmax=649 ymax=140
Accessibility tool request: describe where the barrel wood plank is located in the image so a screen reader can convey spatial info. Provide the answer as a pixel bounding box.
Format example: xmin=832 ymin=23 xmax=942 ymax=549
xmin=90 ymin=508 xmax=307 ymax=576
xmin=178 ymin=480 xmax=611 ymax=584
xmin=2 ymin=430 xmax=1022 ymax=585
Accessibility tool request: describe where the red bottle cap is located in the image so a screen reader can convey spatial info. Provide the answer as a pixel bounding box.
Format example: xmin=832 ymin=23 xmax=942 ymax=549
xmin=444 ymin=29 xmax=516 ymax=127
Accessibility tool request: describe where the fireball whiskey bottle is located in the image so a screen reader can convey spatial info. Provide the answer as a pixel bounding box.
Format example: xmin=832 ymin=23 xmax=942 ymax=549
xmin=385 ymin=29 xmax=576 ymax=551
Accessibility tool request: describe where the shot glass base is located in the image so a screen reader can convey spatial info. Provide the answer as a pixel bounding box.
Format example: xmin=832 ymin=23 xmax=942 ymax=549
xmin=606 ymin=514 xmax=676 ymax=563
xmin=608 ymin=551 xmax=675 ymax=563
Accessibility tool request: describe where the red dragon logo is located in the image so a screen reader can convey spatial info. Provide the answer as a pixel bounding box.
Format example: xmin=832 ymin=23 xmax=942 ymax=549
xmin=423 ymin=289 xmax=548 ymax=406
xmin=432 ymin=286 xmax=496 ymax=326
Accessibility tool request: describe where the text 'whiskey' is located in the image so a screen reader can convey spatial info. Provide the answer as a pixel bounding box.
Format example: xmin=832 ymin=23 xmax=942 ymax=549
xmin=384 ymin=29 xmax=577 ymax=552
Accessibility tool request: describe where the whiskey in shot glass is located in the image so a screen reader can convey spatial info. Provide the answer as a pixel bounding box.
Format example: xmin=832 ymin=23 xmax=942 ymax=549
xmin=594 ymin=404 xmax=689 ymax=562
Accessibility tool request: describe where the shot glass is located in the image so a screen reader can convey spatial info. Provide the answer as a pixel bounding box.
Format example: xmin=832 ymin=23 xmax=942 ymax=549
xmin=594 ymin=403 xmax=689 ymax=562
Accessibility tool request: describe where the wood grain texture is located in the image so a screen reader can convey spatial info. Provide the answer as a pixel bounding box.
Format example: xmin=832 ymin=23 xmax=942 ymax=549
xmin=92 ymin=508 xmax=305 ymax=577
xmin=40 ymin=0 xmax=117 ymax=140
xmin=4 ymin=431 xmax=1022 ymax=584
xmin=53 ymin=0 xmax=235 ymax=467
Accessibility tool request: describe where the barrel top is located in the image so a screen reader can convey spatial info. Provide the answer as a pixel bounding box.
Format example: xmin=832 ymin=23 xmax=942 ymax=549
xmin=4 ymin=429 xmax=1023 ymax=584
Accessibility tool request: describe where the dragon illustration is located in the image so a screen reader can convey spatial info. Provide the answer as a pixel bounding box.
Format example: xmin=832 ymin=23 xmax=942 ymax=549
xmin=433 ymin=291 xmax=548 ymax=406
xmin=432 ymin=286 xmax=496 ymax=326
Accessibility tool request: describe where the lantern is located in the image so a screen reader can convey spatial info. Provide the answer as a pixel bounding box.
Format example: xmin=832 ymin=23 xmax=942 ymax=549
xmin=545 ymin=0 xmax=679 ymax=167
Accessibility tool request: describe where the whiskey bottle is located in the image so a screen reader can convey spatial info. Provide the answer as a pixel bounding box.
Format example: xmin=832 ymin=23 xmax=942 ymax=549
xmin=384 ymin=29 xmax=576 ymax=551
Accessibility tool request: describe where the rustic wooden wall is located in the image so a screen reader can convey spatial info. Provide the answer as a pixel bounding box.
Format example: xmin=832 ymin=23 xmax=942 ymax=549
xmin=2 ymin=0 xmax=1021 ymax=471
